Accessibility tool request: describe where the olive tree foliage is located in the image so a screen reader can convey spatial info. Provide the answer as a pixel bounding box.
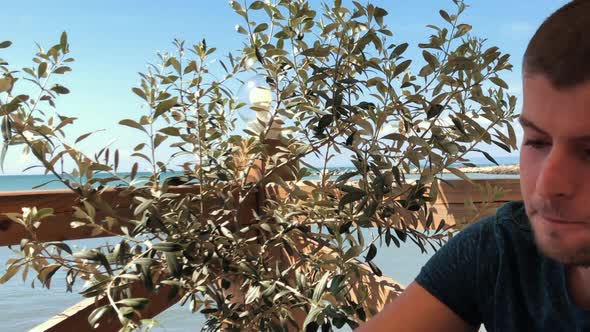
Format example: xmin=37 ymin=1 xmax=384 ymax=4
xmin=0 ymin=0 xmax=517 ymax=331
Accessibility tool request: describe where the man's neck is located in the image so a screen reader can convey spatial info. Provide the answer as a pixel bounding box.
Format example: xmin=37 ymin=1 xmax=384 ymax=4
xmin=567 ymin=266 xmax=590 ymax=309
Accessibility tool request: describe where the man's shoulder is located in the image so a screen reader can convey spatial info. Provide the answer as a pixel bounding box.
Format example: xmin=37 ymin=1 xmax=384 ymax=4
xmin=488 ymin=200 xmax=529 ymax=229
xmin=419 ymin=200 xmax=535 ymax=287
xmin=459 ymin=200 xmax=531 ymax=245
xmin=417 ymin=201 xmax=529 ymax=276
xmin=414 ymin=201 xmax=536 ymax=326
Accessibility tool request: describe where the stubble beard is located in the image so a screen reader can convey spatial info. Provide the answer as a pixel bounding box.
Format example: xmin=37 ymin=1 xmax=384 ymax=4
xmin=526 ymin=201 xmax=590 ymax=267
xmin=532 ymin=223 xmax=590 ymax=268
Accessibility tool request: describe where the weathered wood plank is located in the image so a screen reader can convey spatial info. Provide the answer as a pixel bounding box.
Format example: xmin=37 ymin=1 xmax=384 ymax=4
xmin=29 ymin=282 xmax=180 ymax=332
xmin=434 ymin=178 xmax=521 ymax=204
xmin=0 ymin=186 xmax=198 ymax=246
xmin=270 ymin=179 xmax=521 ymax=204
xmin=0 ymin=179 xmax=521 ymax=246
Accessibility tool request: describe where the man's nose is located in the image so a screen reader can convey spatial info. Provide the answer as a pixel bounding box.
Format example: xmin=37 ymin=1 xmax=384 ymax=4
xmin=535 ymin=146 xmax=575 ymax=200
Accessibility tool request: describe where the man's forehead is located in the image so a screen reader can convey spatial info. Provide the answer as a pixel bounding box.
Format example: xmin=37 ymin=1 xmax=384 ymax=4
xmin=519 ymin=114 xmax=590 ymax=142
xmin=523 ymin=75 xmax=590 ymax=113
xmin=520 ymin=74 xmax=590 ymax=140
xmin=523 ymin=75 xmax=590 ymax=97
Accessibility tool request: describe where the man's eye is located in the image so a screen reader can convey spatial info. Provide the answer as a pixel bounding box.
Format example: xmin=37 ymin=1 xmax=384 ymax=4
xmin=523 ymin=140 xmax=549 ymax=149
xmin=579 ymin=147 xmax=590 ymax=161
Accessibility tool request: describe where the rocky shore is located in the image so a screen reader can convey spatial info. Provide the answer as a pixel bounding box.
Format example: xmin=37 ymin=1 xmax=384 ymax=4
xmin=449 ymin=164 xmax=519 ymax=174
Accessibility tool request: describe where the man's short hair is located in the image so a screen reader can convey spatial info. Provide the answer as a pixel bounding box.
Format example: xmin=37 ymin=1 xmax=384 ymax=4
xmin=523 ymin=0 xmax=590 ymax=88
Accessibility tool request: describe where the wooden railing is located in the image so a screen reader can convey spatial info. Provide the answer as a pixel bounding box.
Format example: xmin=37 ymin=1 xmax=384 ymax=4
xmin=0 ymin=178 xmax=521 ymax=331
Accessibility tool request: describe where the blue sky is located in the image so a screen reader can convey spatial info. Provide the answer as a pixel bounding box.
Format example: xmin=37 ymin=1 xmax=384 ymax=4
xmin=0 ymin=0 xmax=568 ymax=174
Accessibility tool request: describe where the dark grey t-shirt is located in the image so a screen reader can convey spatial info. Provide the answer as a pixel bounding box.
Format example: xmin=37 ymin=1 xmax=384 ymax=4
xmin=415 ymin=201 xmax=590 ymax=331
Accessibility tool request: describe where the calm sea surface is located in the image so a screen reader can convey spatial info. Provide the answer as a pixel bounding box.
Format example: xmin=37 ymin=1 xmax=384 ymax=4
xmin=0 ymin=157 xmax=516 ymax=331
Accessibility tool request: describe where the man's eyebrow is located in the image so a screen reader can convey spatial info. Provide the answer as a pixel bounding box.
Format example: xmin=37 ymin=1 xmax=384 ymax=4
xmin=518 ymin=115 xmax=590 ymax=142
xmin=518 ymin=116 xmax=548 ymax=135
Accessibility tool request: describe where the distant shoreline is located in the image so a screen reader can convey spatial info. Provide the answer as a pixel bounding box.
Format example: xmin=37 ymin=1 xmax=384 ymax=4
xmin=404 ymin=164 xmax=520 ymax=175
xmin=0 ymin=165 xmax=522 ymax=177
xmin=448 ymin=164 xmax=519 ymax=175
